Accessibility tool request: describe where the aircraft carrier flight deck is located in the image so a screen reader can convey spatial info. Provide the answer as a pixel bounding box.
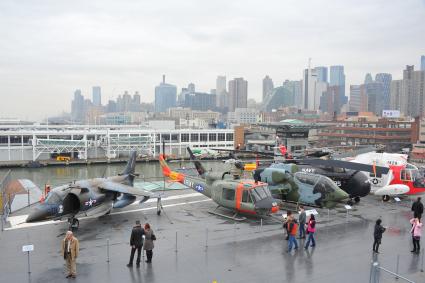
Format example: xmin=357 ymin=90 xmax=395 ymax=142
xmin=1 ymin=187 xmax=424 ymax=283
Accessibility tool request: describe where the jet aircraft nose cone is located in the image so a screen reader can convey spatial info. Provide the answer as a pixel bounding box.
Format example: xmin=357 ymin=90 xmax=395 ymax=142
xmin=26 ymin=208 xmax=50 ymax=223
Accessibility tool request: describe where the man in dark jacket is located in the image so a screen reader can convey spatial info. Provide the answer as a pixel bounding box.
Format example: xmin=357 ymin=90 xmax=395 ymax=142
xmin=412 ymin=197 xmax=424 ymax=219
xmin=373 ymin=219 xmax=386 ymax=253
xmin=127 ymin=220 xmax=145 ymax=267
xmin=298 ymin=206 xmax=306 ymax=239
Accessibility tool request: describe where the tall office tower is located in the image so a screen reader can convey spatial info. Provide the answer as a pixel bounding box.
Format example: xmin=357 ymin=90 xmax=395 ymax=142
xmin=330 ymin=65 xmax=346 ymax=106
xmin=262 ymin=75 xmax=274 ymax=102
xmin=122 ymin=91 xmax=132 ymax=112
xmin=349 ymin=85 xmax=367 ymax=112
xmin=302 ymin=68 xmax=318 ymax=110
xmin=216 ymin=76 xmax=227 ymax=108
xmin=71 ymin=89 xmax=84 ymax=122
xmin=188 ymin=83 xmax=195 ymax=93
xmin=390 ymin=80 xmax=403 ymax=111
xmin=155 ymin=75 xmax=177 ymax=113
xmin=228 ymin=78 xmax=248 ymax=112
xmin=402 ymin=65 xmax=425 ymax=117
xmin=421 ymin=55 xmax=425 ymax=71
xmin=319 ymin=85 xmax=340 ymax=114
xmin=131 ymin=92 xmax=141 ymax=112
xmin=282 ymin=80 xmax=302 ymax=108
xmin=314 ymin=66 xmax=328 ymax=83
xmin=364 ymin=73 xmax=373 ymax=84
xmin=366 ymin=82 xmax=385 ymax=116
xmin=375 ymin=73 xmax=392 ymax=110
xmin=92 ymin=86 xmax=101 ymax=106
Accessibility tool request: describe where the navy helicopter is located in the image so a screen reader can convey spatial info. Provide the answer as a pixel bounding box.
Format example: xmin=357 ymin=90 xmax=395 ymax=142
xmin=26 ymin=152 xmax=162 ymax=229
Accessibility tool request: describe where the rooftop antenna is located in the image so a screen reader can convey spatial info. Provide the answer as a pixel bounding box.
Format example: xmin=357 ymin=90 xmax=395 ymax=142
xmin=308 ymin=57 xmax=312 ymax=71
xmin=162 ymin=74 xmax=165 ymax=84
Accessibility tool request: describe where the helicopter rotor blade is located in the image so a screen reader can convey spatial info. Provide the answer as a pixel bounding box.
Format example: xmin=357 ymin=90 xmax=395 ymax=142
xmin=187 ymin=147 xmax=206 ymax=176
xmin=298 ymin=159 xmax=390 ymax=175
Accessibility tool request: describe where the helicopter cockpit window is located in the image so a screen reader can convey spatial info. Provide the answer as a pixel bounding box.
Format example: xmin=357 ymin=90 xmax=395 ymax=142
xmin=45 ymin=192 xmax=61 ymax=204
xmin=242 ymin=190 xmax=253 ymax=203
xmin=333 ymin=167 xmax=345 ymax=173
xmin=412 ymin=170 xmax=425 ymax=188
xmin=222 ymin=188 xmax=235 ymax=201
xmin=294 ymin=173 xmax=320 ymax=186
xmin=401 ymin=169 xmax=413 ymax=182
xmin=314 ymin=177 xmax=336 ymax=193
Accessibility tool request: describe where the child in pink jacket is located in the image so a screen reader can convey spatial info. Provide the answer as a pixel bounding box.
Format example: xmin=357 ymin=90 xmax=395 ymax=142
xmin=410 ymin=218 xmax=423 ymax=254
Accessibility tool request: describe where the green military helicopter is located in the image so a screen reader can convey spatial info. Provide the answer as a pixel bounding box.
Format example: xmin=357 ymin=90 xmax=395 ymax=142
xmin=159 ymin=153 xmax=279 ymax=220
xmin=185 ymin=148 xmax=350 ymax=209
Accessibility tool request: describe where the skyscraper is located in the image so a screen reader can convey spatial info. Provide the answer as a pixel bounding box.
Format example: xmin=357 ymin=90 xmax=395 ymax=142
xmin=155 ymin=75 xmax=177 ymax=113
xmin=228 ymin=78 xmax=248 ymax=112
xmin=390 ymin=80 xmax=403 ymax=111
xmin=302 ymin=69 xmax=320 ymax=110
xmin=319 ymin=85 xmax=340 ymax=115
xmin=398 ymin=65 xmax=425 ymax=117
xmin=365 ymin=82 xmax=385 ymax=115
xmin=330 ymin=65 xmax=346 ymax=106
xmin=349 ymin=85 xmax=367 ymax=112
xmin=262 ymin=75 xmax=274 ymax=102
xmin=314 ymin=66 xmax=328 ymax=83
xmin=364 ymin=73 xmax=373 ymax=84
xmin=421 ymin=55 xmax=425 ymax=71
xmin=92 ymin=86 xmax=101 ymax=107
xmin=71 ymin=89 xmax=84 ymax=122
xmin=216 ymin=76 xmax=227 ymax=108
xmin=375 ymin=73 xmax=392 ymax=110
xmin=283 ymin=80 xmax=302 ymax=108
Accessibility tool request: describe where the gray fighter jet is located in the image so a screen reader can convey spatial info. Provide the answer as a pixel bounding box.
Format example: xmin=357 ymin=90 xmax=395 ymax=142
xmin=26 ymin=152 xmax=161 ymax=229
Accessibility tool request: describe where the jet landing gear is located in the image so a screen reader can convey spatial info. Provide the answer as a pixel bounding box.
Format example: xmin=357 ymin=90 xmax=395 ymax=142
xmin=382 ymin=195 xmax=390 ymax=202
xmin=67 ymin=217 xmax=79 ymax=231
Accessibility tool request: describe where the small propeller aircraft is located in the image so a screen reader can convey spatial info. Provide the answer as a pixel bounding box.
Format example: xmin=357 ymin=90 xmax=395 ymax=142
xmin=159 ymin=153 xmax=279 ymax=220
xmin=185 ymin=148 xmax=350 ymax=209
xmin=26 ymin=152 xmax=162 ymax=229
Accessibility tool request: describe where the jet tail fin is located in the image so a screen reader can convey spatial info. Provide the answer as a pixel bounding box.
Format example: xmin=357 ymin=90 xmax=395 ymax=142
xmin=121 ymin=151 xmax=137 ymax=186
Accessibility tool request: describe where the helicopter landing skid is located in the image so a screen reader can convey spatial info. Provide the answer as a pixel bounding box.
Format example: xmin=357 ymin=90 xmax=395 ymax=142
xmin=207 ymin=210 xmax=247 ymax=221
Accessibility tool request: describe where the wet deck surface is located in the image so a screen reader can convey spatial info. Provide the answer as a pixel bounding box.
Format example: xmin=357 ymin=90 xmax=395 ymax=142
xmin=1 ymin=190 xmax=424 ymax=283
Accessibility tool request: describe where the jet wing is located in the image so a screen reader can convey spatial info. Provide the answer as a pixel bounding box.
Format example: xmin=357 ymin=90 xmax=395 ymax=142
xmin=98 ymin=181 xmax=157 ymax=198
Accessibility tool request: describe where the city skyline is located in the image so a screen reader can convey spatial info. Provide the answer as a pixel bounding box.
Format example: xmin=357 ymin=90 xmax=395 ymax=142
xmin=1 ymin=0 xmax=425 ymax=120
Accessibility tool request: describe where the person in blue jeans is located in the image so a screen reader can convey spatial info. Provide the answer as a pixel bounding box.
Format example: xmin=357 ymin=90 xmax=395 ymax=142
xmin=304 ymin=214 xmax=316 ymax=249
xmin=287 ymin=219 xmax=299 ymax=252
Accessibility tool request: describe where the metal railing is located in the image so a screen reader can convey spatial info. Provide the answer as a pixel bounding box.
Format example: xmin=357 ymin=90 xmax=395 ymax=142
xmin=369 ymin=249 xmax=424 ymax=283
xmin=0 ymin=170 xmax=12 ymax=231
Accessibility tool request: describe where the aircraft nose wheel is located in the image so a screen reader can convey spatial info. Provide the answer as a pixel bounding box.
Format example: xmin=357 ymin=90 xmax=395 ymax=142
xmin=347 ymin=199 xmax=354 ymax=206
xmin=382 ymin=195 xmax=390 ymax=202
xmin=156 ymin=198 xmax=162 ymax=216
xmin=68 ymin=218 xmax=79 ymax=231
xmin=354 ymin=197 xmax=360 ymax=203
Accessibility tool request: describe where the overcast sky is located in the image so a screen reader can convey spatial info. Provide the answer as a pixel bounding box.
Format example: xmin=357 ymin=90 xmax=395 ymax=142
xmin=0 ymin=0 xmax=424 ymax=121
